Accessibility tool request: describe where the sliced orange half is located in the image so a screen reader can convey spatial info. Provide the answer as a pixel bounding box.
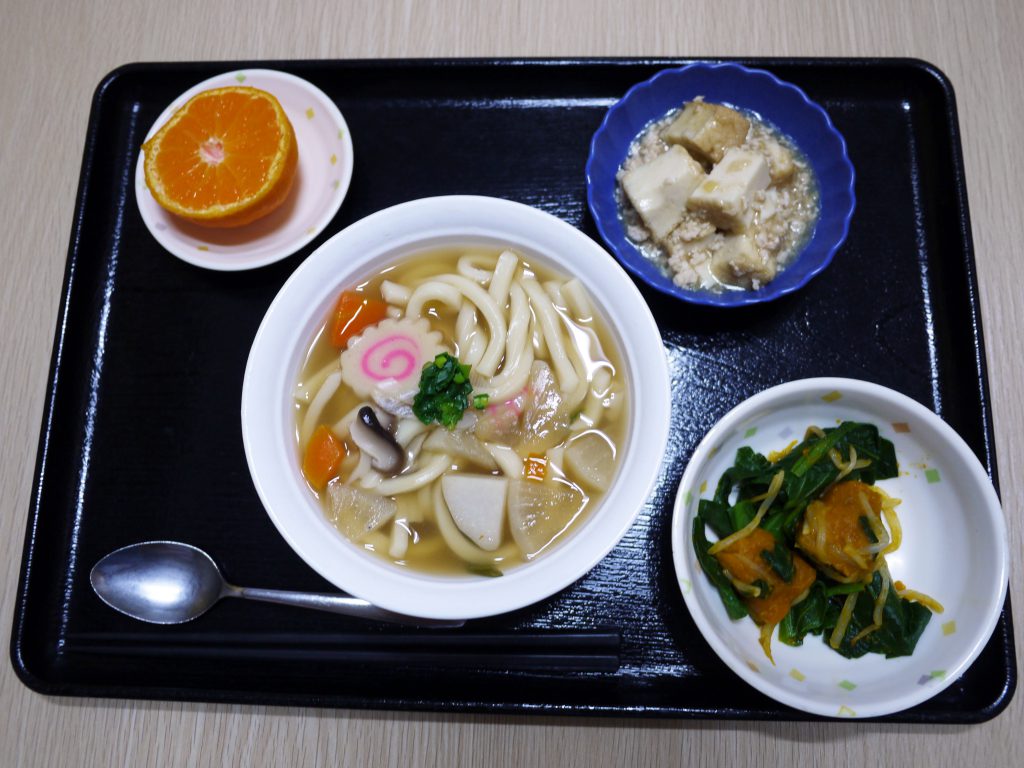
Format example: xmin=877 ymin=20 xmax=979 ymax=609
xmin=142 ymin=86 xmax=298 ymax=228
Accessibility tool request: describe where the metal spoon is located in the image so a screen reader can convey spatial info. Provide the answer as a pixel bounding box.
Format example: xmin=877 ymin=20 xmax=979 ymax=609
xmin=90 ymin=541 xmax=464 ymax=629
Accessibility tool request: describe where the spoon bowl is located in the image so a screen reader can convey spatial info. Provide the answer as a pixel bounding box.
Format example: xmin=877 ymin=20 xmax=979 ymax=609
xmin=91 ymin=541 xmax=226 ymax=624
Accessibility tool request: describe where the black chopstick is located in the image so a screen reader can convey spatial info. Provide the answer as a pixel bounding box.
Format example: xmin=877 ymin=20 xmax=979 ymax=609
xmin=69 ymin=629 xmax=618 ymax=648
xmin=64 ymin=630 xmax=621 ymax=673
xmin=67 ymin=646 xmax=619 ymax=672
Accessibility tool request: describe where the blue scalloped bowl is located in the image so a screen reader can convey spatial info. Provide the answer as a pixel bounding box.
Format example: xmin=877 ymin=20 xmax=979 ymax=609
xmin=586 ymin=62 xmax=855 ymax=308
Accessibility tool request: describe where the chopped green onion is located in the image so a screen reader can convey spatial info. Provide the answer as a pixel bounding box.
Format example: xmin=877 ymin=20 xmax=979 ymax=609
xmin=414 ymin=352 xmax=475 ymax=429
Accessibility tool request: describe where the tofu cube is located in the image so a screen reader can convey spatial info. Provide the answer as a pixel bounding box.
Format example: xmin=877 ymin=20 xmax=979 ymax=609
xmin=686 ymin=148 xmax=770 ymax=231
xmin=762 ymin=138 xmax=796 ymax=184
xmin=663 ymin=101 xmax=750 ymax=166
xmin=621 ymin=146 xmax=705 ymax=241
xmin=711 ymin=234 xmax=777 ymax=289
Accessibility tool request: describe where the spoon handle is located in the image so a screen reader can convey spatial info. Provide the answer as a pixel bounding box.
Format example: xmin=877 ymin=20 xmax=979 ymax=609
xmin=226 ymin=586 xmax=465 ymax=629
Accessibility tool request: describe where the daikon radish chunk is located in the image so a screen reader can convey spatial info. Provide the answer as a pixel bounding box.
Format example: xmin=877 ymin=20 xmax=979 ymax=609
xmin=564 ymin=431 xmax=616 ymax=492
xmin=327 ymin=483 xmax=397 ymax=542
xmin=507 ymin=479 xmax=586 ymax=557
xmin=441 ymin=474 xmax=508 ymax=551
xmin=424 ymin=428 xmax=498 ymax=469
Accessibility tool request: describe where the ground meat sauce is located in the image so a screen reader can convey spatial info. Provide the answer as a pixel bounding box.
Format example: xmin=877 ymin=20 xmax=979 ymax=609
xmin=617 ymin=98 xmax=820 ymax=292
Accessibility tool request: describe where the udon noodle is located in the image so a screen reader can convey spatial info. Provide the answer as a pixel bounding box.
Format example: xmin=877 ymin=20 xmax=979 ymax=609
xmin=293 ymin=246 xmax=628 ymax=576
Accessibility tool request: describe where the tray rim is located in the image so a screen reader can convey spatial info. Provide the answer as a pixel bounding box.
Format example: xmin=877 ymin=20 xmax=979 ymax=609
xmin=10 ymin=55 xmax=1016 ymax=723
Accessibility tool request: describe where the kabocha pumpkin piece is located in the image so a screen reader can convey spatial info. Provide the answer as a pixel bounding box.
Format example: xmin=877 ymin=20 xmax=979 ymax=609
xmin=713 ymin=529 xmax=817 ymax=627
xmin=713 ymin=527 xmax=817 ymax=661
xmin=796 ymin=480 xmax=891 ymax=583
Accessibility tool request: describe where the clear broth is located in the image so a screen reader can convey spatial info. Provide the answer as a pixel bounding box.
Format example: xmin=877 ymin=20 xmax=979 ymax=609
xmin=294 ymin=245 xmax=630 ymax=576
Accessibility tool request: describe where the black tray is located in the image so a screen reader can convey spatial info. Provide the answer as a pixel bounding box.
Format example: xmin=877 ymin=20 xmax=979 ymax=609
xmin=11 ymin=58 xmax=1016 ymax=722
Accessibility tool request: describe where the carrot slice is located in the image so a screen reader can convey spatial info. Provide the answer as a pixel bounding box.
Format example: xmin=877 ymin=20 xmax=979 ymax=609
xmin=330 ymin=291 xmax=389 ymax=349
xmin=302 ymin=425 xmax=343 ymax=490
xmin=524 ymin=453 xmax=547 ymax=482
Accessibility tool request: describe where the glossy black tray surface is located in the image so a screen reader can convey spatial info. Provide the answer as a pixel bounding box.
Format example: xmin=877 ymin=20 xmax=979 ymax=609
xmin=12 ymin=58 xmax=1016 ymax=721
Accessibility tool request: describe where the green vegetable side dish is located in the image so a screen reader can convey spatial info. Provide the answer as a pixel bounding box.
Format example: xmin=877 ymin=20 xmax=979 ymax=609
xmin=413 ymin=353 xmax=488 ymax=430
xmin=691 ymin=421 xmax=942 ymax=662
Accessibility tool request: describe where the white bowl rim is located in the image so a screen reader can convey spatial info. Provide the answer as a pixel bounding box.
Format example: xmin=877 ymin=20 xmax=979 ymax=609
xmin=670 ymin=376 xmax=1009 ymax=718
xmin=242 ymin=195 xmax=671 ymax=619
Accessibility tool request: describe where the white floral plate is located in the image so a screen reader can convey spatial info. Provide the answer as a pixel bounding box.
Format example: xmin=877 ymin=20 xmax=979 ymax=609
xmin=135 ymin=69 xmax=353 ymax=271
xmin=671 ymin=378 xmax=1007 ymax=718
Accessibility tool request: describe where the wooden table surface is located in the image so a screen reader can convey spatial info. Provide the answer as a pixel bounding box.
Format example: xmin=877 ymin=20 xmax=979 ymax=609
xmin=1 ymin=1 xmax=1020 ymax=765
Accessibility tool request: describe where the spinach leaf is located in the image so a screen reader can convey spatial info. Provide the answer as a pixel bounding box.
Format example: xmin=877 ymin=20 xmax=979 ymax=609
xmin=729 ymin=499 xmax=757 ymax=532
xmin=780 ymin=572 xmax=931 ymax=658
xmin=789 ymin=422 xmax=858 ymax=478
xmin=825 ymin=571 xmax=932 ymax=659
xmin=759 ymin=507 xmax=791 ymax=540
xmin=764 ymin=504 xmax=807 ymax=544
xmin=691 ymin=517 xmax=748 ymax=620
xmin=697 ymin=499 xmax=734 ymax=540
xmin=859 ymin=515 xmax=879 ymax=543
xmin=825 ymin=582 xmax=868 ymax=597
xmin=778 ymin=581 xmax=829 ymax=646
xmin=840 ymin=422 xmax=899 ymax=481
xmin=760 ymin=538 xmax=795 ymax=582
xmin=712 ymin=447 xmax=771 ymax=505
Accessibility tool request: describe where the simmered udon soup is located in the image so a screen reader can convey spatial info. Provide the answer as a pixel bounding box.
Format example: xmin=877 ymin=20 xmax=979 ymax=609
xmin=293 ymin=245 xmax=628 ymax=576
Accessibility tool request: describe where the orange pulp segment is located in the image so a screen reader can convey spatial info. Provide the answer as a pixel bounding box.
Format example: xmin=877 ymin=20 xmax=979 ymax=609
xmin=142 ymin=86 xmax=298 ymax=228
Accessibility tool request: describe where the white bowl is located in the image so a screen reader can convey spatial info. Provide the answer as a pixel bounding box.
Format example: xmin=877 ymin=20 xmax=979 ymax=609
xmin=671 ymin=378 xmax=1008 ymax=718
xmin=242 ymin=195 xmax=670 ymax=620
